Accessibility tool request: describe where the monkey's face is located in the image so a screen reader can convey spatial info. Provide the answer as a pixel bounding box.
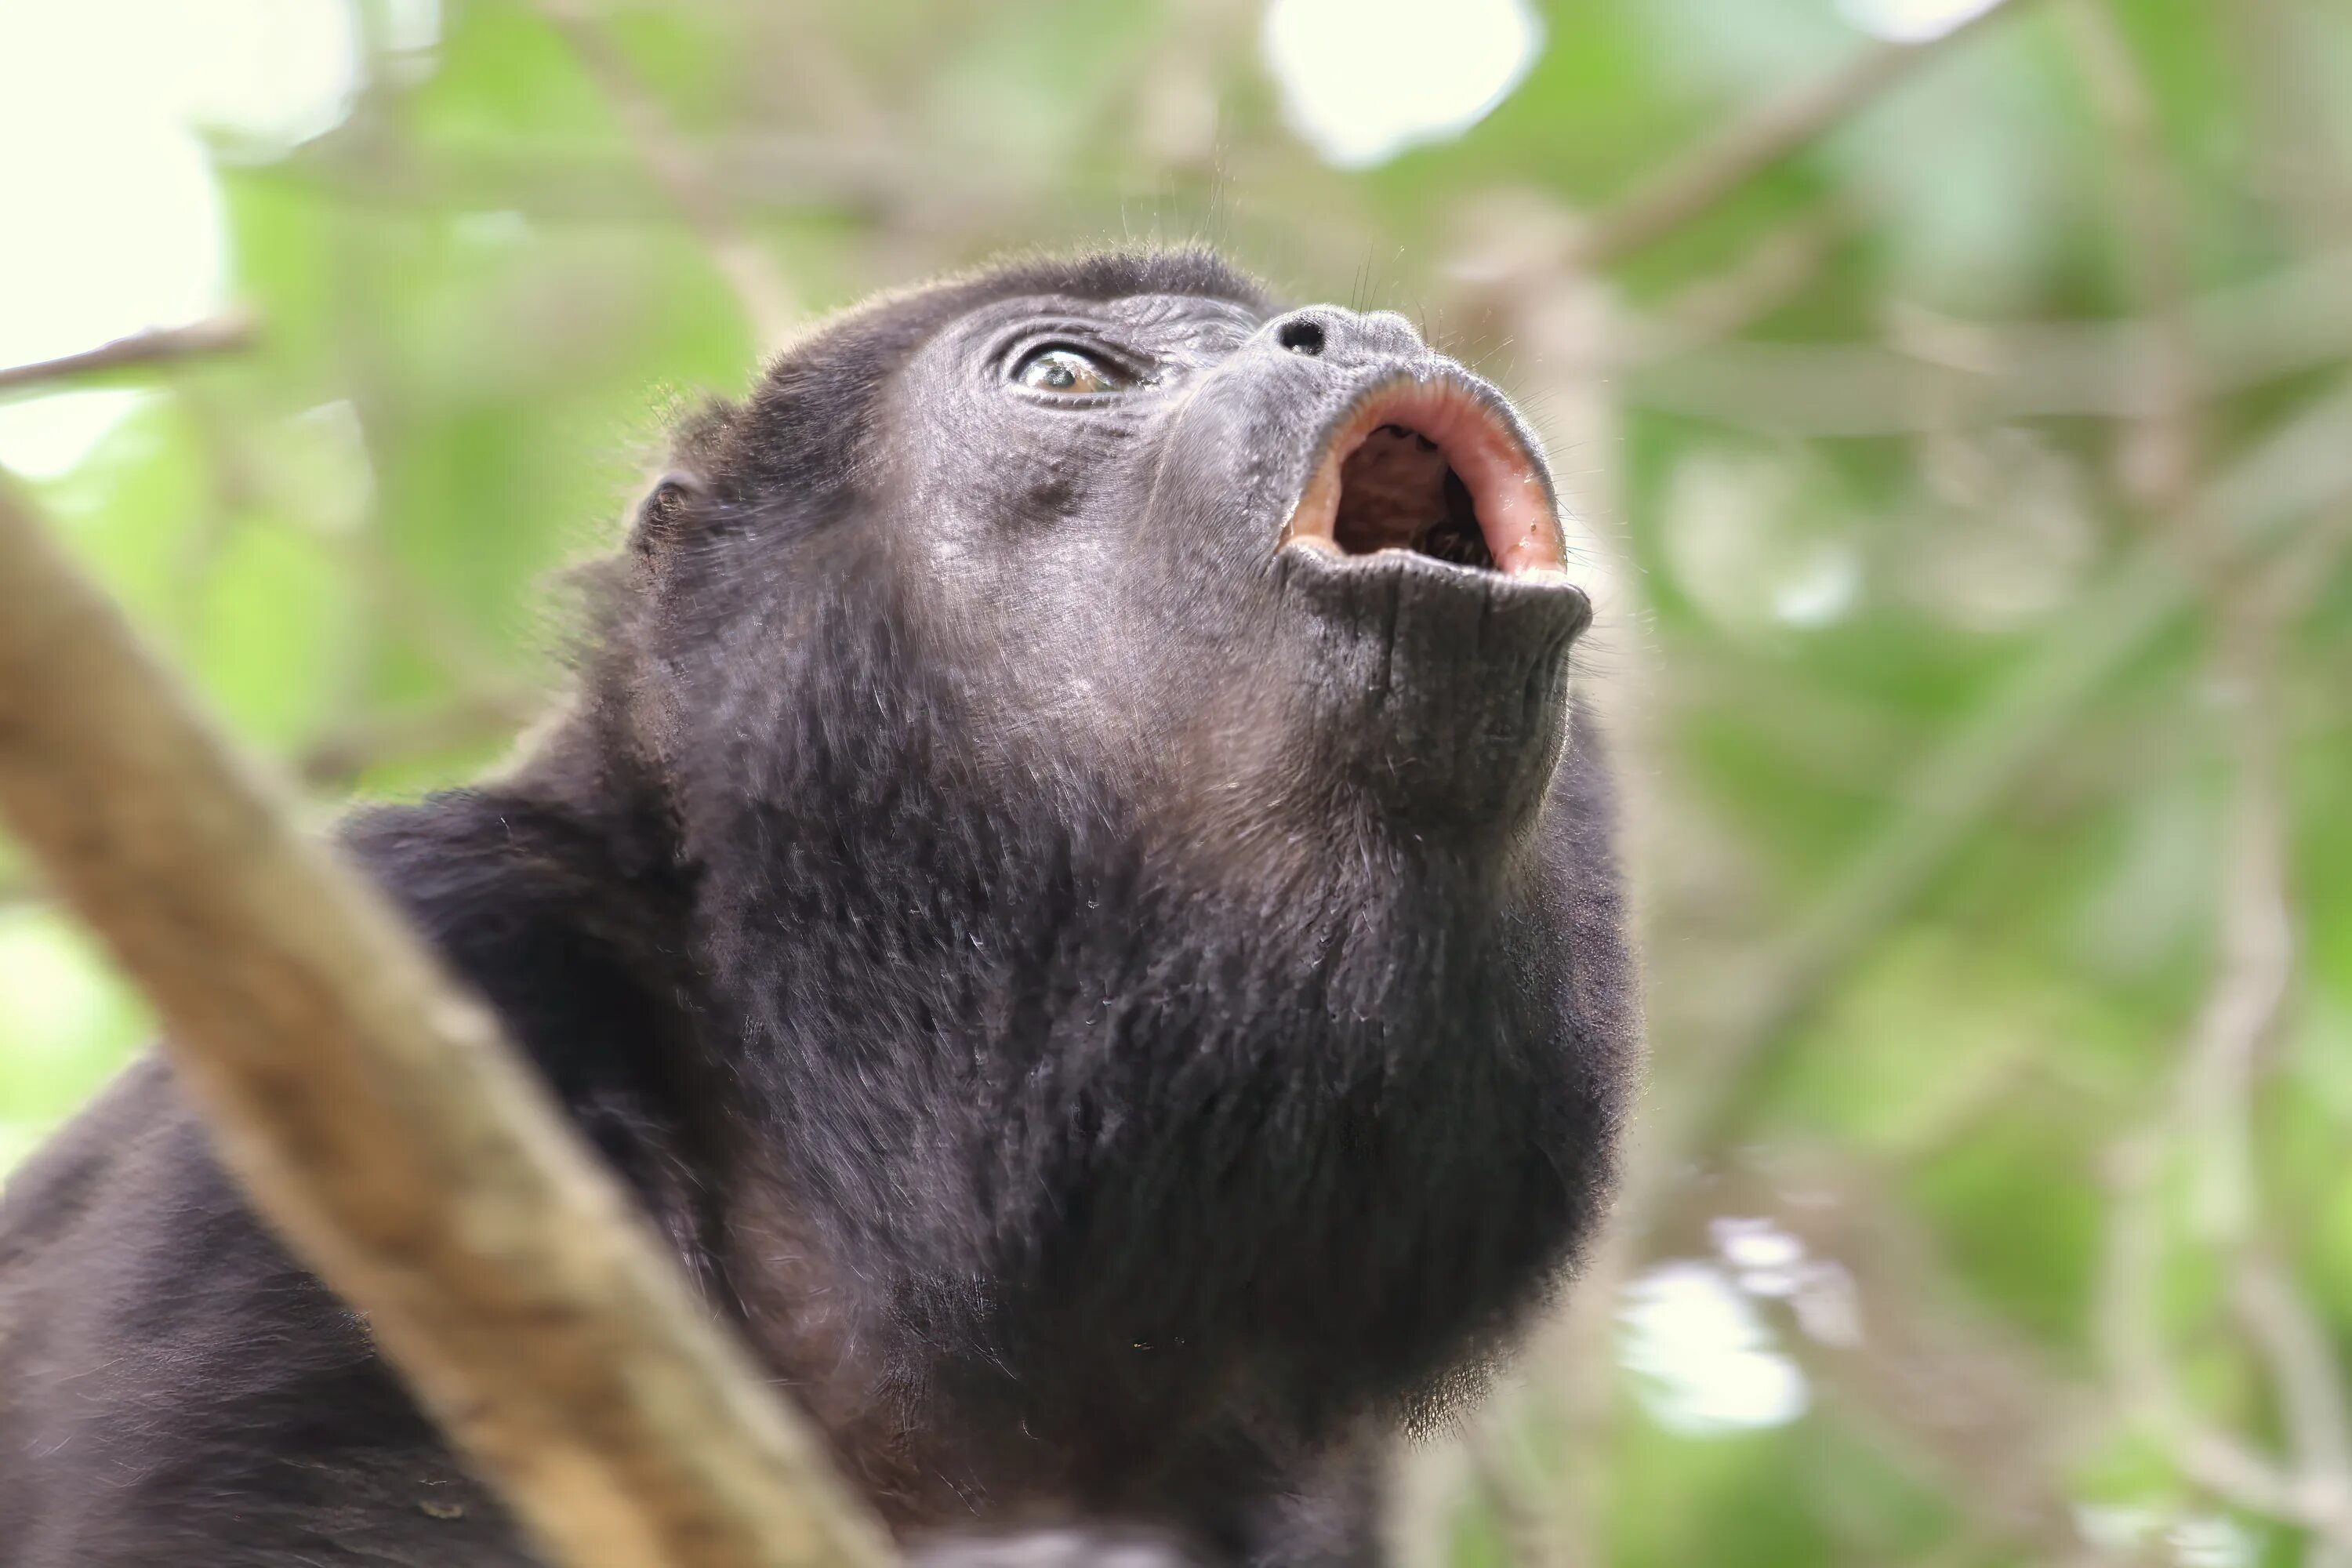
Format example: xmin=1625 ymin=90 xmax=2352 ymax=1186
xmin=882 ymin=286 xmax=1592 ymax=847
xmin=633 ymin=263 xmax=1632 ymax=1403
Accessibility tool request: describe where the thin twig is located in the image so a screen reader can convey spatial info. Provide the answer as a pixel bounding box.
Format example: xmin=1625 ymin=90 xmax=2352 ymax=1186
xmin=1463 ymin=1417 xmax=1577 ymax=1568
xmin=2095 ymin=449 xmax=2352 ymax=1544
xmin=1570 ymin=0 xmax=2040 ymax=269
xmin=2172 ymin=641 xmax=2291 ymax=1243
xmin=1628 ymin=244 xmax=2352 ymax=434
xmin=2234 ymin=1252 xmax=2352 ymax=1554
xmin=0 ymin=479 xmax=891 ymax=1568
xmin=0 ymin=316 xmax=255 ymax=398
xmin=2062 ymin=0 xmax=2201 ymax=513
xmin=2097 ymin=1133 xmax=2328 ymax=1534
xmin=536 ymin=0 xmax=798 ymax=346
xmin=1615 ymin=201 xmax=1856 ymax=364
xmin=299 ymin=691 xmax=545 ymax=788
xmin=2223 ymin=0 xmax=2352 ymax=246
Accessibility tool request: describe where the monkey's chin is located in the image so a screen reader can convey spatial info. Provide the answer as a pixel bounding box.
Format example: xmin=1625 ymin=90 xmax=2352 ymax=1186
xmin=1269 ymin=539 xmax=1586 ymax=831
xmin=1279 ymin=366 xmax=1575 ymax=584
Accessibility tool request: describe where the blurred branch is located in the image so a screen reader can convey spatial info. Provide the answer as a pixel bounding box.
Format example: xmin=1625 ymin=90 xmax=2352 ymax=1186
xmin=0 ymin=316 xmax=255 ymax=399
xmin=1616 ymin=201 xmax=1856 ymax=364
xmin=536 ymin=0 xmax=799 ymax=346
xmin=1464 ymin=1421 xmax=1578 ymax=1568
xmin=2183 ymin=523 xmax=2352 ymax=1566
xmin=2223 ymin=0 xmax=2352 ymax=245
xmin=1630 ymin=246 xmax=2352 ymax=433
xmin=2094 ymin=452 xmax=2352 ymax=1547
xmin=2098 ymin=1133 xmax=2329 ymax=1535
xmin=2234 ymin=1251 xmax=2352 ymax=1556
xmin=1569 ymin=0 xmax=2039 ymax=269
xmin=299 ymin=691 xmax=545 ymax=788
xmin=2252 ymin=499 xmax=2352 ymax=630
xmin=2173 ymin=637 xmax=2290 ymax=1246
xmin=0 ymin=478 xmax=893 ymax=1568
xmin=2061 ymin=0 xmax=2201 ymax=513
xmin=278 ymin=136 xmax=936 ymax=226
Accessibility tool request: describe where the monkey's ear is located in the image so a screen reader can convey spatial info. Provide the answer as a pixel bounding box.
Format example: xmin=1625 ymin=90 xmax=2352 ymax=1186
xmin=630 ymin=469 xmax=707 ymax=557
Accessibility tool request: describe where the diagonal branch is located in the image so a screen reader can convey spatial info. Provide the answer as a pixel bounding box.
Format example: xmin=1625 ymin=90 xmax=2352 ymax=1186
xmin=536 ymin=0 xmax=798 ymax=347
xmin=0 ymin=316 xmax=255 ymax=398
xmin=0 ymin=480 xmax=891 ymax=1568
xmin=1628 ymin=247 xmax=2352 ymax=434
xmin=1570 ymin=0 xmax=2041 ymax=269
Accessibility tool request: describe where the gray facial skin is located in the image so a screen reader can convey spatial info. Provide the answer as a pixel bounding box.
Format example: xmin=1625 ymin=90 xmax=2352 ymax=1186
xmin=887 ymin=289 xmax=1592 ymax=848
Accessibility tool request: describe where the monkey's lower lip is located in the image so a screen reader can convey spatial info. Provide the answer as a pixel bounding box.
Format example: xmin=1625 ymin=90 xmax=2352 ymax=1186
xmin=1279 ymin=371 xmax=1571 ymax=584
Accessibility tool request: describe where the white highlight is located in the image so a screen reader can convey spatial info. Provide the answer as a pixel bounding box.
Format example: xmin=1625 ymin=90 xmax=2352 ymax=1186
xmin=1838 ymin=0 xmax=2004 ymax=44
xmin=1261 ymin=0 xmax=1543 ymax=169
xmin=1619 ymin=1261 xmax=1811 ymax=1434
xmin=0 ymin=0 xmax=367 ymax=475
xmin=2075 ymin=1504 xmax=2256 ymax=1568
xmin=1711 ymin=1214 xmax=1804 ymax=1272
xmin=1771 ymin=549 xmax=1863 ymax=628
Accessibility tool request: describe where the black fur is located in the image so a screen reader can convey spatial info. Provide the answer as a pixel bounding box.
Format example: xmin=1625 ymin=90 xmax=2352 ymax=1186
xmin=0 ymin=250 xmax=1638 ymax=1566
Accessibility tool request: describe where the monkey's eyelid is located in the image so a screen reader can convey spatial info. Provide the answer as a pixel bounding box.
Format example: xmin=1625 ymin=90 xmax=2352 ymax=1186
xmin=1001 ymin=332 xmax=1151 ymax=382
xmin=1007 ymin=343 xmax=1142 ymax=397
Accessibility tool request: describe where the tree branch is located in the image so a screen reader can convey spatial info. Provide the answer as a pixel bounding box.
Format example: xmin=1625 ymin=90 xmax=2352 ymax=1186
xmin=2234 ymin=1250 xmax=2352 ymax=1555
xmin=1613 ymin=201 xmax=1856 ymax=364
xmin=536 ymin=0 xmax=799 ymax=347
xmin=2062 ymin=0 xmax=2201 ymax=512
xmin=2096 ymin=1134 xmax=2331 ymax=1536
xmin=1570 ymin=0 xmax=2039 ymax=269
xmin=296 ymin=690 xmax=545 ymax=788
xmin=0 ymin=481 xmax=891 ymax=1568
xmin=0 ymin=316 xmax=255 ymax=398
xmin=1627 ymin=245 xmax=2352 ymax=434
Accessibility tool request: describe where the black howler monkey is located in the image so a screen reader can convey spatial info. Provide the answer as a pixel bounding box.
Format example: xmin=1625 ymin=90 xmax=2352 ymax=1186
xmin=0 ymin=250 xmax=1637 ymax=1567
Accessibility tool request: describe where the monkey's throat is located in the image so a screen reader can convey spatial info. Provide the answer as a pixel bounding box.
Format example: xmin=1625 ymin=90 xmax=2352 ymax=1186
xmin=1329 ymin=426 xmax=1492 ymax=568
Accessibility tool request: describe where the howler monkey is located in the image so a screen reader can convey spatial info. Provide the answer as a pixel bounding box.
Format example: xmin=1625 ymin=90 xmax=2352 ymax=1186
xmin=0 ymin=250 xmax=1637 ymax=1567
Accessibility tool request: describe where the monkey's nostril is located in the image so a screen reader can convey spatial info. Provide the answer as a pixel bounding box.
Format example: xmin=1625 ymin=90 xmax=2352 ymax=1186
xmin=1278 ymin=318 xmax=1326 ymax=356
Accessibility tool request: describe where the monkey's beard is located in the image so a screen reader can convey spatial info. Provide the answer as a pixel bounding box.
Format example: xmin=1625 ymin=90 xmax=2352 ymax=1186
xmin=674 ymin=573 xmax=1624 ymax=1447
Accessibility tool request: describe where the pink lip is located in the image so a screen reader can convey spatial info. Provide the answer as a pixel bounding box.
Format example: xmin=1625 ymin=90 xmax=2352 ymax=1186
xmin=1280 ymin=376 xmax=1568 ymax=579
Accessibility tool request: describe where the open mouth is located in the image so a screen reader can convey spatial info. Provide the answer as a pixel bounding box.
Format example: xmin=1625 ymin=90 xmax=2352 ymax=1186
xmin=1282 ymin=374 xmax=1568 ymax=581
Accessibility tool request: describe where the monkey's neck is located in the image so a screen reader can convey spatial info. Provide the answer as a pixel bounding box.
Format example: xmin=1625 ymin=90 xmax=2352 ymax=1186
xmin=680 ymin=767 xmax=1606 ymax=1454
xmin=348 ymin=774 xmax=1608 ymax=1520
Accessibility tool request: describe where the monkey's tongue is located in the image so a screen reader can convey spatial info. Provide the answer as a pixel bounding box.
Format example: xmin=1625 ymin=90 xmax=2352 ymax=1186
xmin=1331 ymin=425 xmax=1449 ymax=554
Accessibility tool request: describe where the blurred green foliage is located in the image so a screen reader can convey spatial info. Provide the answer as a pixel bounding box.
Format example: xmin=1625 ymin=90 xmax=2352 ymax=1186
xmin=5 ymin=0 xmax=2352 ymax=1563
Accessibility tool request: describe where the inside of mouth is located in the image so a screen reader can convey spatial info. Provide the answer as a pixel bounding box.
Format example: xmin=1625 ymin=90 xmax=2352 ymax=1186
xmin=1330 ymin=424 xmax=1496 ymax=571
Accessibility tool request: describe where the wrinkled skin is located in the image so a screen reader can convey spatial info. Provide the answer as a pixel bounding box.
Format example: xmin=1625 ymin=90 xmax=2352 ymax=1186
xmin=0 ymin=251 xmax=1638 ymax=1567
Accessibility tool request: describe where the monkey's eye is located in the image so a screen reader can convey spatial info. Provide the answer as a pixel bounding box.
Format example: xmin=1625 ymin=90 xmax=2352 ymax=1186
xmin=1012 ymin=346 xmax=1130 ymax=397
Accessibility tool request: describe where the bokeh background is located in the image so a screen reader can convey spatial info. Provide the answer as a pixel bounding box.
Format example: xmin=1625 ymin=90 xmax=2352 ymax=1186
xmin=5 ymin=0 xmax=2352 ymax=1563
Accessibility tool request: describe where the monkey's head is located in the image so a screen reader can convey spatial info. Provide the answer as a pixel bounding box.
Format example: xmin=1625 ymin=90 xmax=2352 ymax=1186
xmin=586 ymin=250 xmax=1629 ymax=1442
xmin=622 ymin=249 xmax=1590 ymax=865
